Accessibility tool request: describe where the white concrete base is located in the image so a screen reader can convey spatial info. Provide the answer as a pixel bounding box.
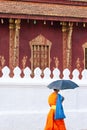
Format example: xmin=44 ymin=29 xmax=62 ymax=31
xmin=0 ymin=85 xmax=87 ymax=130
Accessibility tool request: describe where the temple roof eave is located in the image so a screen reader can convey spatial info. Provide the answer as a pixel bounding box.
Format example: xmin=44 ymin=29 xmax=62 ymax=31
xmin=0 ymin=1 xmax=87 ymax=22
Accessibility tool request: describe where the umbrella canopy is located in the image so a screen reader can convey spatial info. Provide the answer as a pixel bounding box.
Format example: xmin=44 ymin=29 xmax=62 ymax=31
xmin=47 ymin=80 xmax=79 ymax=90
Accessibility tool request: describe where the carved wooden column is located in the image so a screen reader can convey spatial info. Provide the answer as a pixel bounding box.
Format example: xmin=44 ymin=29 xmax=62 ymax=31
xmin=9 ymin=18 xmax=15 ymax=70
xmin=14 ymin=19 xmax=21 ymax=67
xmin=62 ymin=22 xmax=68 ymax=69
xmin=66 ymin=22 xmax=73 ymax=70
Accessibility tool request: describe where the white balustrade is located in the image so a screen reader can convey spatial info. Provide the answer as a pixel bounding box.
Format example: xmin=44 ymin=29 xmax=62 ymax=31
xmin=0 ymin=66 xmax=87 ymax=86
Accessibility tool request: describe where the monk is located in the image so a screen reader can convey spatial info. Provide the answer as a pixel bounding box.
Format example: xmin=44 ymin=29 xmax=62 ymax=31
xmin=44 ymin=89 xmax=66 ymax=130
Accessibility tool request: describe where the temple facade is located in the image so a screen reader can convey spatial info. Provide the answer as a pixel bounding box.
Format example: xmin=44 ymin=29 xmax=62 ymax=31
xmin=0 ymin=0 xmax=87 ymax=75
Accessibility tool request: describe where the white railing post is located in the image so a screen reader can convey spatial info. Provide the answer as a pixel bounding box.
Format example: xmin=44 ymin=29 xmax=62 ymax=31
xmin=62 ymin=68 xmax=70 ymax=79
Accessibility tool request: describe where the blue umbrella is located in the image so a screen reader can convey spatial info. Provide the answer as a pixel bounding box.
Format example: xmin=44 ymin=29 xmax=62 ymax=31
xmin=47 ymin=80 xmax=79 ymax=90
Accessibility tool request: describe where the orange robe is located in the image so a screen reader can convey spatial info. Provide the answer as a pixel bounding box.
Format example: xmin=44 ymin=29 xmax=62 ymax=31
xmin=44 ymin=92 xmax=66 ymax=130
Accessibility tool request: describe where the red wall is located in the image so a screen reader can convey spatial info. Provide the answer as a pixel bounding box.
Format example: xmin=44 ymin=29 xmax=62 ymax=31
xmin=19 ymin=21 xmax=87 ymax=71
xmin=20 ymin=20 xmax=63 ymax=70
xmin=0 ymin=19 xmax=86 ymax=71
xmin=72 ymin=23 xmax=86 ymax=70
xmin=0 ymin=19 xmax=9 ymax=67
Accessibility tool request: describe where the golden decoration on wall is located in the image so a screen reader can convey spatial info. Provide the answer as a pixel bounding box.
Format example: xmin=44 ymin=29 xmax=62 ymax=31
xmin=29 ymin=34 xmax=52 ymax=72
xmin=0 ymin=55 xmax=5 ymax=68
xmin=9 ymin=18 xmax=21 ymax=70
xmin=62 ymin=22 xmax=68 ymax=69
xmin=75 ymin=57 xmax=82 ymax=72
xmin=62 ymin=22 xmax=73 ymax=70
xmin=82 ymin=42 xmax=87 ymax=69
xmin=22 ymin=56 xmax=28 ymax=69
xmin=53 ymin=57 xmax=59 ymax=69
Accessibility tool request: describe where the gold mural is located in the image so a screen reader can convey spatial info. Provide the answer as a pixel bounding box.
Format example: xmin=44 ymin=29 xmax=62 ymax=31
xmin=75 ymin=57 xmax=82 ymax=72
xmin=53 ymin=57 xmax=59 ymax=69
xmin=62 ymin=22 xmax=67 ymax=69
xmin=9 ymin=18 xmax=15 ymax=70
xmin=66 ymin=22 xmax=73 ymax=70
xmin=9 ymin=18 xmax=21 ymax=70
xmin=22 ymin=56 xmax=28 ymax=69
xmin=62 ymin=22 xmax=73 ymax=70
xmin=0 ymin=55 xmax=5 ymax=69
xmin=82 ymin=42 xmax=87 ymax=69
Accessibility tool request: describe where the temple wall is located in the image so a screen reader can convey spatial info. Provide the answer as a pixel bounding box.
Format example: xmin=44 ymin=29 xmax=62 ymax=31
xmin=19 ymin=21 xmax=87 ymax=70
xmin=19 ymin=20 xmax=62 ymax=70
xmin=0 ymin=66 xmax=87 ymax=130
xmin=0 ymin=19 xmax=9 ymax=66
xmin=0 ymin=19 xmax=87 ymax=70
xmin=0 ymin=82 xmax=87 ymax=130
xmin=72 ymin=25 xmax=86 ymax=69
